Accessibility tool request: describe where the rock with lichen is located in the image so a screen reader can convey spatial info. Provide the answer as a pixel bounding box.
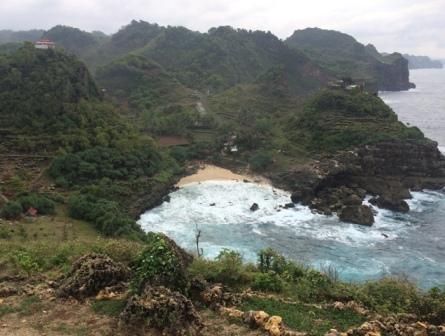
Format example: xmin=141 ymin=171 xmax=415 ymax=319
xmin=120 ymin=285 xmax=203 ymax=336
xmin=56 ymin=253 xmax=129 ymax=300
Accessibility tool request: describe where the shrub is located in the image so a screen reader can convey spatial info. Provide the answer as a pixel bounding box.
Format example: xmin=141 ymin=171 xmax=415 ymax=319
xmin=11 ymin=251 xmax=41 ymax=276
xmin=249 ymin=151 xmax=273 ymax=171
xmin=252 ymin=272 xmax=284 ymax=293
xmin=131 ymin=233 xmax=188 ymax=293
xmin=356 ymin=278 xmax=419 ymax=314
xmin=417 ymin=287 xmax=445 ymax=324
xmin=257 ymin=248 xmax=305 ymax=281
xmin=17 ymin=193 xmax=55 ymax=215
xmin=0 ymin=201 xmax=23 ymax=220
xmin=68 ymin=193 xmax=142 ymax=238
xmin=0 ymin=227 xmax=12 ymax=239
xmin=188 ymin=249 xmax=253 ymax=287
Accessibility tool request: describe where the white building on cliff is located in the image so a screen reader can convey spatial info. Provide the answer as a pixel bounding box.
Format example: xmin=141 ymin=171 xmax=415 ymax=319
xmin=34 ymin=39 xmax=56 ymax=50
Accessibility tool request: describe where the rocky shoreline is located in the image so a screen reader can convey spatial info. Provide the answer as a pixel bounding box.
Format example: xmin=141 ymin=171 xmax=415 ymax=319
xmin=135 ymin=139 xmax=445 ymax=227
xmin=270 ymin=139 xmax=445 ymax=226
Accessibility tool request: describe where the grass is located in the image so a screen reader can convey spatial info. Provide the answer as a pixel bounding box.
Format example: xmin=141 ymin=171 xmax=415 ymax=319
xmin=241 ymin=297 xmax=366 ymax=336
xmin=52 ymin=323 xmax=89 ymax=336
xmin=18 ymin=295 xmax=43 ymax=316
xmin=0 ymin=296 xmax=43 ymax=318
xmin=0 ymin=305 xmax=16 ymax=318
xmin=91 ymin=299 xmax=127 ymax=317
xmin=0 ymin=205 xmax=143 ymax=278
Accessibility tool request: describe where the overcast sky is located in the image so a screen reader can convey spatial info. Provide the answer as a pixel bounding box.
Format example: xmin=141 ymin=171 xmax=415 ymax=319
xmin=1 ymin=0 xmax=444 ymax=58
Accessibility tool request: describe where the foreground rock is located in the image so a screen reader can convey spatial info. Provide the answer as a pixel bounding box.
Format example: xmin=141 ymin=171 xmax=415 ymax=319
xmin=327 ymin=317 xmax=445 ymax=336
xmin=120 ymin=285 xmax=203 ymax=335
xmin=56 ymin=253 xmax=129 ymax=300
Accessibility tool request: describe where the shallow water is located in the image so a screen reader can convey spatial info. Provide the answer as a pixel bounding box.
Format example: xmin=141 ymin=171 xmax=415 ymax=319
xmin=138 ymin=181 xmax=445 ymax=288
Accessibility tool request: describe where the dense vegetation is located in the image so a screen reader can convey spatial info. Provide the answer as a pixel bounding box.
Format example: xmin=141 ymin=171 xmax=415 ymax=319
xmin=0 ymin=45 xmax=179 ymax=238
xmin=43 ymin=25 xmax=108 ymax=58
xmin=293 ymin=90 xmax=424 ymax=152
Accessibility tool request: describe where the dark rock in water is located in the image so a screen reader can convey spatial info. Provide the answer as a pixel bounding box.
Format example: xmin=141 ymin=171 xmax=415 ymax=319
xmin=339 ymin=205 xmax=375 ymax=226
xmin=250 ymin=203 xmax=259 ymax=211
xmin=120 ymin=285 xmax=203 ymax=335
xmin=209 ymin=203 xmax=216 ymax=206
xmin=284 ymin=203 xmax=296 ymax=209
xmin=343 ymin=194 xmax=363 ymax=206
xmin=243 ymin=179 xmax=251 ymax=183
xmin=163 ymin=195 xmax=171 ymax=203
xmin=272 ymin=139 xmax=445 ymax=225
xmin=56 ymin=253 xmax=129 ymax=300
xmin=370 ymin=196 xmax=410 ymax=213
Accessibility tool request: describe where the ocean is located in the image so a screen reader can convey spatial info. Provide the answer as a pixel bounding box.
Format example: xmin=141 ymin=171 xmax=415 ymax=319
xmin=139 ymin=69 xmax=445 ymax=289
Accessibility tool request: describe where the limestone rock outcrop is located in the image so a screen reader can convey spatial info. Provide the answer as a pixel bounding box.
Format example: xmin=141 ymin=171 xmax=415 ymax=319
xmin=56 ymin=253 xmax=129 ymax=300
xmin=120 ymin=285 xmax=203 ymax=336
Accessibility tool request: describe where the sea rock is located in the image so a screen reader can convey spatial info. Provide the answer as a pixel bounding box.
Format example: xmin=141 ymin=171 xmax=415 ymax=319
xmin=369 ymin=196 xmax=410 ymax=213
xmin=279 ymin=139 xmax=445 ymax=225
xmin=120 ymin=285 xmax=203 ymax=335
xmin=284 ymin=203 xmax=296 ymax=209
xmin=56 ymin=253 xmax=129 ymax=300
xmin=250 ymin=203 xmax=260 ymax=211
xmin=339 ymin=205 xmax=374 ymax=226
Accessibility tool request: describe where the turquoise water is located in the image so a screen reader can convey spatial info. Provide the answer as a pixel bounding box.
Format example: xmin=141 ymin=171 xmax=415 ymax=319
xmin=139 ymin=69 xmax=445 ymax=288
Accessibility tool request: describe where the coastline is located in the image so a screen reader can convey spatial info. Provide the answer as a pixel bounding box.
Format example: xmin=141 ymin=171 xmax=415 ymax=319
xmin=176 ymin=164 xmax=270 ymax=187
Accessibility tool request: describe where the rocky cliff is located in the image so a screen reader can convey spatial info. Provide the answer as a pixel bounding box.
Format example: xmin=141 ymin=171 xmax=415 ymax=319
xmin=271 ymin=139 xmax=445 ymax=225
xmin=376 ymin=54 xmax=416 ymax=91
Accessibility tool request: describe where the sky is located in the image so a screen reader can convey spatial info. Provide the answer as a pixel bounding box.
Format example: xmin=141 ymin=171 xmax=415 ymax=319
xmin=1 ymin=0 xmax=444 ymax=58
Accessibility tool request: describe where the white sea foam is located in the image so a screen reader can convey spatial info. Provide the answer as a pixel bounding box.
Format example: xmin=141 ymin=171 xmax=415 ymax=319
xmin=138 ymin=181 xmax=419 ymax=254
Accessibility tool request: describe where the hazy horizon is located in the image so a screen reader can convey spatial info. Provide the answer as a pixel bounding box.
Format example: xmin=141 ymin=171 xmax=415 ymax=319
xmin=1 ymin=0 xmax=444 ymax=59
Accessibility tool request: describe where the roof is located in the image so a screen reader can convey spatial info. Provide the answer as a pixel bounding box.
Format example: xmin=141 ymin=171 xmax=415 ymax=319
xmin=35 ymin=39 xmax=55 ymax=45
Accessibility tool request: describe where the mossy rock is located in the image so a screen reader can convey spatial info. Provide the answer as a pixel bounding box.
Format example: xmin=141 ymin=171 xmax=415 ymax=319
xmin=120 ymin=285 xmax=203 ymax=336
xmin=56 ymin=253 xmax=129 ymax=300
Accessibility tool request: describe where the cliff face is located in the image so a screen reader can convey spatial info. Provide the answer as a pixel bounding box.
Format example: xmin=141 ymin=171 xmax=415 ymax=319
xmin=376 ymin=55 xmax=415 ymax=91
xmin=272 ymin=140 xmax=445 ymax=225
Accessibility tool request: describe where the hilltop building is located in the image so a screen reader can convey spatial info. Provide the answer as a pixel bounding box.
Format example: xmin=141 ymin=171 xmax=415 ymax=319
xmin=34 ymin=39 xmax=56 ymax=50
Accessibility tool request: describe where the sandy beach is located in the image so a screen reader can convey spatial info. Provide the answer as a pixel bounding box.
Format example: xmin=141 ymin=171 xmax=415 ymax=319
xmin=176 ymin=164 xmax=270 ymax=187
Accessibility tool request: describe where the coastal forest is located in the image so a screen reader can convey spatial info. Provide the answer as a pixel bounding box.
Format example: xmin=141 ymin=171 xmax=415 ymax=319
xmin=0 ymin=21 xmax=444 ymax=336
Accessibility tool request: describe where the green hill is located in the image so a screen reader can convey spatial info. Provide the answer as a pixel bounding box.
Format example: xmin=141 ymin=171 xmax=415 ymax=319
xmin=42 ymin=25 xmax=109 ymax=58
xmin=285 ymin=28 xmax=414 ymax=91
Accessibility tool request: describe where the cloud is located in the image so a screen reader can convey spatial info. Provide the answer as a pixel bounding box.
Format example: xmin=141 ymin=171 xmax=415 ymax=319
xmin=0 ymin=0 xmax=444 ymax=58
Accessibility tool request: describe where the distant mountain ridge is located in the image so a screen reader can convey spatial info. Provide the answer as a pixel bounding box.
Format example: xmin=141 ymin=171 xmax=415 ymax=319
xmin=0 ymin=29 xmax=44 ymax=44
xmin=0 ymin=22 xmax=415 ymax=93
xmin=402 ymin=54 xmax=443 ymax=69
